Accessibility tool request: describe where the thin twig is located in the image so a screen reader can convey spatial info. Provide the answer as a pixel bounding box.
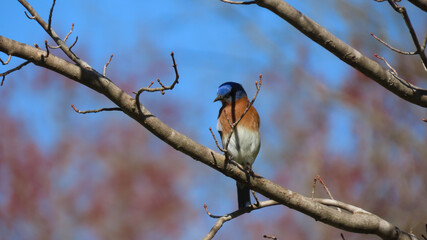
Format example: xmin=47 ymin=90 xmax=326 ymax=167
xmin=134 ymin=52 xmax=179 ymax=108
xmin=71 ymin=104 xmax=122 ymax=114
xmin=312 ymin=175 xmax=341 ymax=212
xmin=203 ymin=200 xmax=278 ymax=240
xmin=374 ymin=54 xmax=398 ymax=76
xmin=68 ymin=36 xmax=78 ymax=50
xmin=209 ymin=127 xmax=226 ymax=153
xmin=0 ymin=60 xmax=31 ymax=86
xmin=24 ymin=11 xmax=35 ymax=19
xmin=47 ymin=0 xmax=56 ymax=33
xmin=341 ymin=233 xmax=346 ymax=240
xmin=103 ymin=54 xmax=114 ymax=77
xmin=44 ymin=40 xmax=50 ymax=58
xmin=0 ymin=55 xmax=12 ymax=65
xmin=251 ymin=190 xmax=260 ymax=206
xmin=203 ymin=204 xmax=223 ymax=219
xmin=370 ymin=33 xmax=416 ymax=55
xmin=64 ymin=23 xmax=74 ymax=42
xmin=220 ymin=0 xmax=256 ymax=4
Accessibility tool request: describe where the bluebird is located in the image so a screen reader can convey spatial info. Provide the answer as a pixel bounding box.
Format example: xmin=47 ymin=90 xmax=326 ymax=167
xmin=214 ymin=82 xmax=261 ymax=209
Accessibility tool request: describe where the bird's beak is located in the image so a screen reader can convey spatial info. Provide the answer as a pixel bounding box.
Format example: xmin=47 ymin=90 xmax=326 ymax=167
xmin=213 ymin=95 xmax=222 ymax=102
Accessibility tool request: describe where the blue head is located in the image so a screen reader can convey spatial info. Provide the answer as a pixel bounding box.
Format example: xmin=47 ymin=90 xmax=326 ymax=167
xmin=214 ymin=82 xmax=247 ymax=104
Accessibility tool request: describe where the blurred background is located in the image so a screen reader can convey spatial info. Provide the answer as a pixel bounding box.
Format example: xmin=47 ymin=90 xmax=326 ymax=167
xmin=1 ymin=0 xmax=426 ymax=239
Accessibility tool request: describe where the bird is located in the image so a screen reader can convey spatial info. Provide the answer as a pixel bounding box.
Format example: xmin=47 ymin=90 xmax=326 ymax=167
xmin=214 ymin=82 xmax=261 ymax=210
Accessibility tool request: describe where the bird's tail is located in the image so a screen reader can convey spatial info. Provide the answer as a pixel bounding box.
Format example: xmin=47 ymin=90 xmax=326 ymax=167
xmin=236 ymin=182 xmax=251 ymax=210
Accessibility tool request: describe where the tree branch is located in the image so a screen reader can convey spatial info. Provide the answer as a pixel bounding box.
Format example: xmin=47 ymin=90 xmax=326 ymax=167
xmin=17 ymin=0 xmax=91 ymax=69
xmin=203 ymin=200 xmax=279 ymax=240
xmin=71 ymin=104 xmax=122 ymax=114
xmin=407 ymin=0 xmax=427 ymax=11
xmin=251 ymin=0 xmax=427 ymax=107
xmin=385 ymin=0 xmax=427 ymax=70
xmin=0 ymin=34 xmax=418 ymax=240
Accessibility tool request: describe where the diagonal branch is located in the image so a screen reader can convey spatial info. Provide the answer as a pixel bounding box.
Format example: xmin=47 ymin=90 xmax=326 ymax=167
xmin=17 ymin=0 xmax=91 ymax=69
xmin=249 ymin=0 xmax=427 ymax=107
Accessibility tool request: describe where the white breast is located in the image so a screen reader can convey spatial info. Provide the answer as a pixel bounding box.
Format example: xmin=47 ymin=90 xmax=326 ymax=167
xmin=221 ymin=125 xmax=260 ymax=168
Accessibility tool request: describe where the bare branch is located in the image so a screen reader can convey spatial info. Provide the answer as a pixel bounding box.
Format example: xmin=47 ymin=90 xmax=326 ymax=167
xmin=64 ymin=23 xmax=74 ymax=42
xmin=374 ymin=54 xmax=398 ymax=76
xmin=71 ymin=104 xmax=122 ymax=114
xmin=0 ymin=54 xmax=12 ymax=65
xmin=103 ymin=54 xmax=114 ymax=77
xmin=0 ymin=60 xmax=31 ymax=86
xmin=251 ymin=190 xmax=260 ymax=206
xmin=253 ymin=0 xmax=427 ymax=107
xmin=312 ymin=175 xmax=341 ymax=212
xmin=68 ymin=36 xmax=78 ymax=50
xmin=47 ymin=0 xmax=56 ymax=33
xmin=24 ymin=11 xmax=35 ymax=20
xmin=18 ymin=0 xmax=91 ymax=69
xmin=203 ymin=200 xmax=279 ymax=240
xmin=134 ymin=51 xmax=179 ymax=107
xmin=209 ymin=127 xmax=226 ymax=153
xmin=385 ymin=0 xmax=427 ymax=70
xmin=44 ymin=40 xmax=50 ymax=58
xmin=371 ymin=33 xmax=416 ymax=55
xmin=220 ymin=0 xmax=257 ymax=4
